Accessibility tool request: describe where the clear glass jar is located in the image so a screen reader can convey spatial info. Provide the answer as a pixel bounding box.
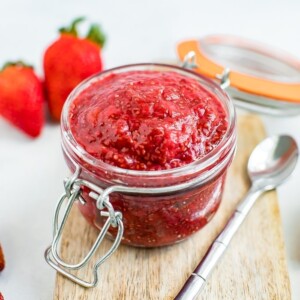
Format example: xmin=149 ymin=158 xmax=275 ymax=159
xmin=60 ymin=63 xmax=236 ymax=247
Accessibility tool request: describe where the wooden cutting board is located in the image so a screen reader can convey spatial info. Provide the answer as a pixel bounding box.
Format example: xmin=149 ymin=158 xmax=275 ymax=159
xmin=54 ymin=115 xmax=291 ymax=300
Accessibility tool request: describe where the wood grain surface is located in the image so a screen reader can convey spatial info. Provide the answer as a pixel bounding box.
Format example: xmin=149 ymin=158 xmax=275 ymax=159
xmin=54 ymin=115 xmax=291 ymax=300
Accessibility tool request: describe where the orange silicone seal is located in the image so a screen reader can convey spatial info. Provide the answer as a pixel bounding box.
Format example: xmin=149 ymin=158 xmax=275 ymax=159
xmin=177 ymin=39 xmax=300 ymax=104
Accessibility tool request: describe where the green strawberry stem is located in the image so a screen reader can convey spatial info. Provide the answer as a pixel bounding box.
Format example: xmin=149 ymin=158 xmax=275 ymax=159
xmin=86 ymin=24 xmax=106 ymax=48
xmin=2 ymin=61 xmax=33 ymax=71
xmin=59 ymin=17 xmax=106 ymax=48
xmin=59 ymin=17 xmax=85 ymax=36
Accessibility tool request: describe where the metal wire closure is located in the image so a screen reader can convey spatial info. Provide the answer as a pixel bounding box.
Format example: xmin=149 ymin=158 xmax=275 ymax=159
xmin=182 ymin=52 xmax=231 ymax=91
xmin=181 ymin=51 xmax=198 ymax=69
xmin=44 ymin=166 xmax=124 ymax=288
xmin=217 ymin=68 xmax=231 ymax=90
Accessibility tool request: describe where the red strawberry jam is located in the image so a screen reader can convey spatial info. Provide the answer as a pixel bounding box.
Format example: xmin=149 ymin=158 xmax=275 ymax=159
xmin=69 ymin=71 xmax=227 ymax=170
xmin=64 ymin=66 xmax=235 ymax=247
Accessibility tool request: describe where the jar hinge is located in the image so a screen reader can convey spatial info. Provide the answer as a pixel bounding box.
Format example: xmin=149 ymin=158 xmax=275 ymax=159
xmin=44 ymin=165 xmax=124 ymax=288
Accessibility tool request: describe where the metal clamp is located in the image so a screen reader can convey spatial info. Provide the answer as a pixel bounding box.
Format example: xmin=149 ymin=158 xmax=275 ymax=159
xmin=181 ymin=51 xmax=198 ymax=69
xmin=182 ymin=51 xmax=231 ymax=90
xmin=217 ymin=68 xmax=231 ymax=90
xmin=44 ymin=166 xmax=124 ymax=288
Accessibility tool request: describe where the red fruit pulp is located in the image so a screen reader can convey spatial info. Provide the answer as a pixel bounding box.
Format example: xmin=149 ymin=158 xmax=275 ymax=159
xmin=69 ymin=71 xmax=227 ymax=170
xmin=78 ymin=173 xmax=227 ymax=246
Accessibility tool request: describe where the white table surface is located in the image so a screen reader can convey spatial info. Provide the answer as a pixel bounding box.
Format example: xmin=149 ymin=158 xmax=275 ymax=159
xmin=0 ymin=0 xmax=299 ymax=299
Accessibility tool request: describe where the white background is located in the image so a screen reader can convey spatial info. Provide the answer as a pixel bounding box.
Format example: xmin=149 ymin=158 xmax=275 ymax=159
xmin=0 ymin=0 xmax=299 ymax=299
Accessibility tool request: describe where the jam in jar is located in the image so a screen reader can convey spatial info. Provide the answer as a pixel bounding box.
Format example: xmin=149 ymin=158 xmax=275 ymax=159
xmin=61 ymin=64 xmax=236 ymax=247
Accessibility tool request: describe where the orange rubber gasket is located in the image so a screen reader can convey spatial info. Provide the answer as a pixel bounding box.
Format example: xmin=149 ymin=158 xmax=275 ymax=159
xmin=177 ymin=39 xmax=300 ymax=103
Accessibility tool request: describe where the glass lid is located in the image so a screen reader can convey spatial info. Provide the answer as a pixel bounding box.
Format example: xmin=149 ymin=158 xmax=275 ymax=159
xmin=199 ymin=35 xmax=300 ymax=83
xmin=177 ymin=35 xmax=300 ymax=116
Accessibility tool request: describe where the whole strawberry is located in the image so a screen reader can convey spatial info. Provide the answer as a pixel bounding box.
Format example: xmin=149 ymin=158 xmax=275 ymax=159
xmin=43 ymin=17 xmax=105 ymax=121
xmin=0 ymin=62 xmax=44 ymax=137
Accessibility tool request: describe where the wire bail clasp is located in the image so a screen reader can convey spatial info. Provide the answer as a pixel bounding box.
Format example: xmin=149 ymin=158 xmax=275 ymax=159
xmin=181 ymin=51 xmax=198 ymax=69
xmin=217 ymin=68 xmax=231 ymax=90
xmin=44 ymin=166 xmax=124 ymax=288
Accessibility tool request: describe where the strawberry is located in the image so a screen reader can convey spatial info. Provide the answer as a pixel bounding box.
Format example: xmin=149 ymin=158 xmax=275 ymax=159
xmin=0 ymin=293 xmax=4 ymax=300
xmin=0 ymin=244 xmax=5 ymax=271
xmin=43 ymin=17 xmax=105 ymax=121
xmin=0 ymin=62 xmax=44 ymax=137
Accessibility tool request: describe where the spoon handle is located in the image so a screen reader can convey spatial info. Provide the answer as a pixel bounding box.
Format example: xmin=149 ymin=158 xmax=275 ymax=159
xmin=175 ymin=187 xmax=263 ymax=300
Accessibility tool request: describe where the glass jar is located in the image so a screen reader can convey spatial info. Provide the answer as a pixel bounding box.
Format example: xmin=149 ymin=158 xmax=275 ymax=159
xmin=60 ymin=63 xmax=237 ymax=248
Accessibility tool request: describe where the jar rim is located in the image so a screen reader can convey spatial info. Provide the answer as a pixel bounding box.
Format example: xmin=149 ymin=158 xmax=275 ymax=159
xmin=61 ymin=63 xmax=236 ymax=180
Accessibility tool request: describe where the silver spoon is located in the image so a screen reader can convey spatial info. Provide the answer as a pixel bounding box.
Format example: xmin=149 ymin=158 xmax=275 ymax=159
xmin=175 ymin=135 xmax=298 ymax=300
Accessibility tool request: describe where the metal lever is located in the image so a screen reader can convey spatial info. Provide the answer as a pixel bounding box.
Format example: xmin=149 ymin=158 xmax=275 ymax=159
xmin=45 ymin=166 xmax=124 ymax=288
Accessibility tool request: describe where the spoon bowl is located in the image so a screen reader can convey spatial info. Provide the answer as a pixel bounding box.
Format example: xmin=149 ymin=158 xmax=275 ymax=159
xmin=248 ymin=135 xmax=298 ymax=191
